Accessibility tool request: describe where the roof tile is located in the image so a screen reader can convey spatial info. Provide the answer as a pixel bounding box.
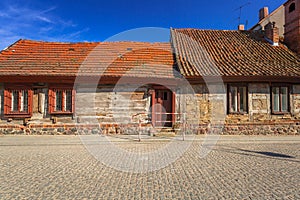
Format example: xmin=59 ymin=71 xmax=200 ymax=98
xmin=0 ymin=40 xmax=177 ymax=79
xmin=171 ymin=28 xmax=300 ymax=77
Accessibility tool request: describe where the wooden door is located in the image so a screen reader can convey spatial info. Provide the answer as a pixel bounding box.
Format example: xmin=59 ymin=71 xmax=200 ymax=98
xmin=154 ymin=90 xmax=172 ymax=127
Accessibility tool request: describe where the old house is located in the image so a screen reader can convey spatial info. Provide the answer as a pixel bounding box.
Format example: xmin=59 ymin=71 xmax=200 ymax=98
xmin=250 ymin=6 xmax=285 ymax=38
xmin=0 ymin=0 xmax=299 ymax=135
xmin=251 ymin=0 xmax=300 ymax=55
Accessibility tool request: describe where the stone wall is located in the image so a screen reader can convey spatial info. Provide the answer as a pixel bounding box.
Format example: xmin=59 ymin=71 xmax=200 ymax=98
xmin=75 ymin=84 xmax=150 ymax=125
xmin=180 ymin=83 xmax=300 ymax=135
xmin=0 ymin=82 xmax=300 ymax=135
xmin=0 ymin=84 xmax=152 ymax=135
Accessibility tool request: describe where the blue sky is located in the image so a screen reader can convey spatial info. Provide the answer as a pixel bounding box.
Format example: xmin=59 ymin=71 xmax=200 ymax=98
xmin=0 ymin=0 xmax=286 ymax=50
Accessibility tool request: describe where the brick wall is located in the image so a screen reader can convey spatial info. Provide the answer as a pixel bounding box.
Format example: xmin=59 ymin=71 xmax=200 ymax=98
xmin=284 ymin=0 xmax=300 ymax=54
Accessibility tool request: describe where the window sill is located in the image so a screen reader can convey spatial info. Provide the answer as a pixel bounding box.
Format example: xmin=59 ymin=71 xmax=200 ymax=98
xmin=228 ymin=112 xmax=248 ymax=115
xmin=4 ymin=113 xmax=31 ymax=118
xmin=50 ymin=112 xmax=73 ymax=115
xmin=272 ymin=112 xmax=290 ymax=115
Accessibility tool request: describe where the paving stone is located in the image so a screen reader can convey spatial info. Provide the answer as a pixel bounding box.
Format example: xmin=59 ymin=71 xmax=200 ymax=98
xmin=0 ymin=135 xmax=299 ymax=199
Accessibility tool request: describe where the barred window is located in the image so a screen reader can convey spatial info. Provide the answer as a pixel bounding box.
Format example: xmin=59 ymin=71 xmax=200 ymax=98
xmin=4 ymin=89 xmax=32 ymax=117
xmin=49 ymin=88 xmax=74 ymax=114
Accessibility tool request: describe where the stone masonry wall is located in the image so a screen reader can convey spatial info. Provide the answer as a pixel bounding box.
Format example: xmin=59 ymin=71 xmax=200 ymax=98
xmin=0 ymin=83 xmax=300 ymax=135
xmin=181 ymin=83 xmax=300 ymax=135
xmin=75 ymin=84 xmax=150 ymax=125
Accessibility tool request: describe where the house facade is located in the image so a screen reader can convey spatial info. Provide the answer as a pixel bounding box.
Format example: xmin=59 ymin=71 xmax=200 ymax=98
xmin=0 ymin=2 xmax=299 ymax=135
xmin=251 ymin=0 xmax=300 ymax=55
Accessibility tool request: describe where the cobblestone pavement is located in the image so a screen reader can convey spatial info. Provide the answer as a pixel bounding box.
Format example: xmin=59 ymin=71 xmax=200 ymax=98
xmin=0 ymin=135 xmax=299 ymax=199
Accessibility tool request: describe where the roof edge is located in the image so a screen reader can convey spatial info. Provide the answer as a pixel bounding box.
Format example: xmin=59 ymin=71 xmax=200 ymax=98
xmin=0 ymin=39 xmax=22 ymax=53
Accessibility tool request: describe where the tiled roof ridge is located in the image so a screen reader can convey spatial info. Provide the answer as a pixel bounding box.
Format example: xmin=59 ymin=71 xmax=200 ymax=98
xmin=18 ymin=39 xmax=100 ymax=44
xmin=172 ymin=28 xmax=247 ymax=32
xmin=101 ymin=41 xmax=170 ymax=45
xmin=18 ymin=39 xmax=99 ymax=45
xmin=15 ymin=39 xmax=169 ymax=45
xmin=0 ymin=39 xmax=22 ymax=53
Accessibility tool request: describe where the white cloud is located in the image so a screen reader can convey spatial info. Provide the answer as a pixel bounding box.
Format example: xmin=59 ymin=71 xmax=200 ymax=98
xmin=0 ymin=4 xmax=89 ymax=50
xmin=35 ymin=15 xmax=54 ymax=24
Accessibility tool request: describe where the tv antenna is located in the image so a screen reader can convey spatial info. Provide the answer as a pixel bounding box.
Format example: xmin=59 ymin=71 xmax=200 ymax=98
xmin=235 ymin=2 xmax=251 ymax=25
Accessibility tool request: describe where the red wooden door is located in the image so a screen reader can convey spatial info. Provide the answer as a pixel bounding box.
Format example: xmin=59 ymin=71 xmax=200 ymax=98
xmin=154 ymin=90 xmax=172 ymax=127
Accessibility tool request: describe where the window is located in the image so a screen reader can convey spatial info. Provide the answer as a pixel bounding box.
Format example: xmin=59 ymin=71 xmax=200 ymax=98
xmin=4 ymin=89 xmax=33 ymax=117
xmin=48 ymin=88 xmax=75 ymax=114
xmin=272 ymin=86 xmax=289 ymax=113
xmin=289 ymin=3 xmax=296 ymax=13
xmin=228 ymin=85 xmax=247 ymax=114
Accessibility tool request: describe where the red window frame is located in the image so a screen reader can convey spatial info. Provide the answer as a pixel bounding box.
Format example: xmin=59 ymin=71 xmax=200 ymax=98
xmin=228 ymin=84 xmax=248 ymax=114
xmin=4 ymin=88 xmax=33 ymax=118
xmin=48 ymin=88 xmax=75 ymax=114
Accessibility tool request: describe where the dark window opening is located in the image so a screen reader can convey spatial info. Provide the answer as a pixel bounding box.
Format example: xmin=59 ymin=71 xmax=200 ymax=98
xmin=289 ymin=3 xmax=296 ymax=13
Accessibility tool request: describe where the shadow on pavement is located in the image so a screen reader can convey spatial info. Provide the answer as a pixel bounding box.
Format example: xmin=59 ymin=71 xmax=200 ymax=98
xmin=214 ymin=145 xmax=299 ymax=163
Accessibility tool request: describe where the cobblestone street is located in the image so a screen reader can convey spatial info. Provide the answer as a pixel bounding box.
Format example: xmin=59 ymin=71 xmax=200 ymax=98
xmin=0 ymin=135 xmax=299 ymax=199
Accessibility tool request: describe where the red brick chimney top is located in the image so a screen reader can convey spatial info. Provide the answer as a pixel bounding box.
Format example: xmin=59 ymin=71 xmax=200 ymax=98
xmin=259 ymin=7 xmax=269 ymax=21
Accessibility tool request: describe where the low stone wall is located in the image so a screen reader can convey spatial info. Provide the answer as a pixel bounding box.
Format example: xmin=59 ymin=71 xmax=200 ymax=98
xmin=1 ymin=122 xmax=300 ymax=135
xmin=0 ymin=123 xmax=153 ymax=135
xmin=195 ymin=123 xmax=300 ymax=135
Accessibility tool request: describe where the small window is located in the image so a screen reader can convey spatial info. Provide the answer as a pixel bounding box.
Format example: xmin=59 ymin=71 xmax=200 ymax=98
xmin=4 ymin=89 xmax=32 ymax=117
xmin=49 ymin=88 xmax=74 ymax=114
xmin=289 ymin=3 xmax=296 ymax=13
xmin=272 ymin=86 xmax=289 ymax=113
xmin=228 ymin=85 xmax=247 ymax=114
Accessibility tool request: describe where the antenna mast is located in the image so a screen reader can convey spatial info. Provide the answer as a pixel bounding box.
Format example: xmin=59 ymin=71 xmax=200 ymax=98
xmin=235 ymin=2 xmax=251 ymax=25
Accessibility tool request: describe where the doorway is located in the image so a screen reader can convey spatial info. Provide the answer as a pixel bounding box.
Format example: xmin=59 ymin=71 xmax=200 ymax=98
xmin=152 ymin=89 xmax=174 ymax=127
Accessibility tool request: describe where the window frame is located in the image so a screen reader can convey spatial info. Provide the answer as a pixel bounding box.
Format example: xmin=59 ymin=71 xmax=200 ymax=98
xmin=48 ymin=87 xmax=75 ymax=114
xmin=227 ymin=84 xmax=248 ymax=114
xmin=4 ymin=87 xmax=33 ymax=118
xmin=271 ymin=85 xmax=290 ymax=114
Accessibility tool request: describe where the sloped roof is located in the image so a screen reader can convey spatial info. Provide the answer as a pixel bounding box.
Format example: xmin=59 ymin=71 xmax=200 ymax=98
xmin=171 ymin=28 xmax=300 ymax=78
xmin=0 ymin=39 xmax=177 ymax=79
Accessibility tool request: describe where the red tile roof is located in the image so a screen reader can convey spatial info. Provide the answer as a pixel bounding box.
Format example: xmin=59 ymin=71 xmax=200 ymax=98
xmin=0 ymin=39 xmax=177 ymax=79
xmin=171 ymin=28 xmax=300 ymax=78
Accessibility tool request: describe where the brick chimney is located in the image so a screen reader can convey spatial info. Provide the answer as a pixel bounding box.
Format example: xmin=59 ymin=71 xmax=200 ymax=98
xmin=238 ymin=24 xmax=245 ymax=31
xmin=259 ymin=7 xmax=269 ymax=21
xmin=264 ymin=22 xmax=279 ymax=46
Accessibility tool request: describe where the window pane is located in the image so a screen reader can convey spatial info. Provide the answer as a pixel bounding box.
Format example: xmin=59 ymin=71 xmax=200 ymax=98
xmin=12 ymin=90 xmax=19 ymax=112
xmin=65 ymin=90 xmax=72 ymax=112
xmin=20 ymin=90 xmax=28 ymax=112
xmin=55 ymin=90 xmax=62 ymax=111
xmin=273 ymin=87 xmax=280 ymax=112
xmin=239 ymin=87 xmax=247 ymax=112
xmin=281 ymin=87 xmax=288 ymax=112
xmin=230 ymin=86 xmax=238 ymax=112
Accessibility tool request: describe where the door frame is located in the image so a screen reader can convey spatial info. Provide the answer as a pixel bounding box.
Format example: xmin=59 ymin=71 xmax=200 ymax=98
xmin=150 ymin=85 xmax=176 ymax=127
